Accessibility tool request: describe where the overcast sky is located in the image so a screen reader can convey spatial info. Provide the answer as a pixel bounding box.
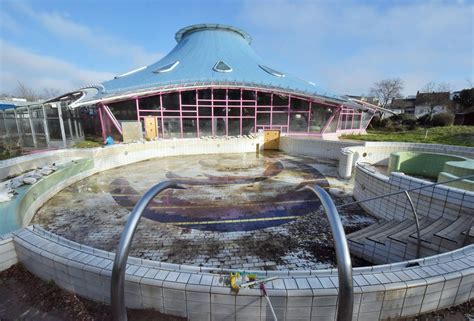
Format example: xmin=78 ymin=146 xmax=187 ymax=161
xmin=0 ymin=0 xmax=472 ymax=98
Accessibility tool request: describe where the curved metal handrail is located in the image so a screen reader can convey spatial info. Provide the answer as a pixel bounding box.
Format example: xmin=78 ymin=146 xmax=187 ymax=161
xmin=404 ymin=191 xmax=421 ymax=258
xmin=302 ymin=185 xmax=353 ymax=321
xmin=111 ymin=181 xmax=184 ymax=321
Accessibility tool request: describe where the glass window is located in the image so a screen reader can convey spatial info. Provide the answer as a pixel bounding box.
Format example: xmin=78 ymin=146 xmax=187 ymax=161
xmin=214 ymin=107 xmax=226 ymax=117
xmin=199 ymin=118 xmax=212 ymax=136
xmin=289 ymin=113 xmax=308 ymax=132
xmin=257 ymin=113 xmax=270 ymax=125
xmin=153 ymin=61 xmax=179 ymax=73
xmin=108 ymin=100 xmax=137 ymax=121
xmin=242 ymin=106 xmax=255 ymax=116
xmin=198 ymin=89 xmax=211 ymax=100
xmin=181 ymin=90 xmax=196 ymax=105
xmin=309 ymin=105 xmax=333 ymax=133
xmin=228 ymin=107 xmax=241 ymax=117
xmin=242 ymin=90 xmax=255 ymax=100
xmin=259 ymin=65 xmax=285 ymax=77
xmin=228 ymin=89 xmax=240 ymax=100
xmin=162 ymin=92 xmax=180 ymax=110
xmin=242 ymin=118 xmax=255 ymax=135
xmin=213 ymin=89 xmax=226 ymax=100
xmin=183 ymin=118 xmax=197 ymax=138
xmin=290 ymin=98 xmax=310 ymax=111
xmin=139 ymin=95 xmax=161 ymax=110
xmin=163 ymin=118 xmax=181 ymax=138
xmin=272 ymin=113 xmax=288 ymax=126
xmin=213 ymin=60 xmax=232 ymax=73
xmin=353 ymin=114 xmax=361 ymax=129
xmin=361 ymin=110 xmax=374 ymax=129
xmin=199 ymin=107 xmax=212 ymax=117
xmin=228 ymin=118 xmax=240 ymax=136
xmin=273 ymin=94 xmax=289 ymax=106
xmin=257 ymin=92 xmax=271 ymax=106
xmin=215 ymin=118 xmax=226 ymax=136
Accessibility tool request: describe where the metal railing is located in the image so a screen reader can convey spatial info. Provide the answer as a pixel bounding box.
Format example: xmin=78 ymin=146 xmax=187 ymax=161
xmin=111 ymin=181 xmax=183 ymax=321
xmin=302 ymin=185 xmax=353 ymax=321
xmin=338 ymin=172 xmax=474 ymax=258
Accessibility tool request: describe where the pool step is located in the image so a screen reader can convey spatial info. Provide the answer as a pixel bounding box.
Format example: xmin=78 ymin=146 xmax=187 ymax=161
xmin=347 ymin=215 xmax=473 ymax=264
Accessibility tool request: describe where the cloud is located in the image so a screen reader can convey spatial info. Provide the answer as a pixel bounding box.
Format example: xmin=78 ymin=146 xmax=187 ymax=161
xmin=11 ymin=2 xmax=162 ymax=67
xmin=241 ymin=1 xmax=473 ymax=95
xmin=0 ymin=39 xmax=114 ymax=94
xmin=0 ymin=11 xmax=23 ymax=35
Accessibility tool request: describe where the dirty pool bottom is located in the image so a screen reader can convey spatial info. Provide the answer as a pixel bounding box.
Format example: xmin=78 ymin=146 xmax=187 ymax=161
xmin=33 ymin=152 xmax=376 ymax=270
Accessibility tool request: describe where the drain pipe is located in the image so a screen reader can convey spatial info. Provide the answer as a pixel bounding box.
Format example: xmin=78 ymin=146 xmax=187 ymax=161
xmin=111 ymin=181 xmax=184 ymax=321
xmin=302 ymin=185 xmax=354 ymax=321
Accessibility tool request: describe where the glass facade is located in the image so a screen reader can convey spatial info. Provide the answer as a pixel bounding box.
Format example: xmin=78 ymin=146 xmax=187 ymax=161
xmin=102 ymin=87 xmax=366 ymax=139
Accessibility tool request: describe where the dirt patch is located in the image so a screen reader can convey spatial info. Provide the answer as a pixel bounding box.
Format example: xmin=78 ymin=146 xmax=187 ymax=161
xmin=0 ymin=264 xmax=186 ymax=321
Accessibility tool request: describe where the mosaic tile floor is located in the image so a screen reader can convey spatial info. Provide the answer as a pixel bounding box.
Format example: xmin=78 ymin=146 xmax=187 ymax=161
xmin=33 ymin=151 xmax=375 ymax=270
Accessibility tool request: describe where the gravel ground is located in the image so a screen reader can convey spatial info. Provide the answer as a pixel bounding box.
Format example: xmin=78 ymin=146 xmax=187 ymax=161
xmin=0 ymin=264 xmax=185 ymax=321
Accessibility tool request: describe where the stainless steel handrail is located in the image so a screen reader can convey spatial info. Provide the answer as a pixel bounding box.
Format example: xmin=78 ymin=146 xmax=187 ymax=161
xmin=404 ymin=191 xmax=421 ymax=258
xmin=302 ymin=185 xmax=353 ymax=321
xmin=111 ymin=181 xmax=183 ymax=321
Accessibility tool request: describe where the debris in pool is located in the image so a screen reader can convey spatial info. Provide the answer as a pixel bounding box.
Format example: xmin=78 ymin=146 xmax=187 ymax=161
xmin=0 ymin=164 xmax=57 ymax=202
xmin=23 ymin=177 xmax=37 ymax=185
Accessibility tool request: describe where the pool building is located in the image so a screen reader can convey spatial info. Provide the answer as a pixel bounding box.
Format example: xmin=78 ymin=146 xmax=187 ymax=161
xmin=46 ymin=24 xmax=377 ymax=143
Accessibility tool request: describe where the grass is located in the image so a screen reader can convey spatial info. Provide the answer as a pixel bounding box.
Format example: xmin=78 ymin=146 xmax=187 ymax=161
xmin=73 ymin=139 xmax=103 ymax=148
xmin=341 ymin=125 xmax=474 ymax=147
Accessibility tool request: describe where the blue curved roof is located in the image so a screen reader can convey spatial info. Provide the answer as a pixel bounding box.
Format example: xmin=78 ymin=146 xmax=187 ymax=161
xmin=79 ymin=24 xmax=352 ymax=106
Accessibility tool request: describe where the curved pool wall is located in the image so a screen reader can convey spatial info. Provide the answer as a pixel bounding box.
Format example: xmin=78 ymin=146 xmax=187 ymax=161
xmin=2 ymin=226 xmax=472 ymax=321
xmin=387 ymin=152 xmax=474 ymax=191
xmin=338 ymin=142 xmax=474 ymax=179
xmin=0 ymin=136 xmax=473 ymax=321
xmin=0 ymin=137 xmax=263 ymax=235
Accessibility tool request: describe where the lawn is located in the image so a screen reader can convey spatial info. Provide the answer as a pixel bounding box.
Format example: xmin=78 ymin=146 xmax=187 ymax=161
xmin=341 ymin=126 xmax=474 ymax=147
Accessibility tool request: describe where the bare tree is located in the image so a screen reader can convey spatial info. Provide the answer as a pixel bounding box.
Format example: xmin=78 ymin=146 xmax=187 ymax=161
xmin=369 ymin=78 xmax=404 ymax=108
xmin=15 ymin=81 xmax=38 ymax=101
xmin=42 ymin=88 xmax=62 ymax=99
xmin=421 ymin=81 xmax=451 ymax=93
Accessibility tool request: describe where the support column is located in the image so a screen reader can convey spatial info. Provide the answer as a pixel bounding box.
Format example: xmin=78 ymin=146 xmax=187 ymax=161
xmin=2 ymin=111 xmax=9 ymax=141
xmin=98 ymin=104 xmax=106 ymax=141
xmin=13 ymin=108 xmax=23 ymax=145
xmin=67 ymin=111 xmax=74 ymax=139
xmin=41 ymin=104 xmax=51 ymax=147
xmin=56 ymin=103 xmax=68 ymax=148
xmin=27 ymin=106 xmax=38 ymax=148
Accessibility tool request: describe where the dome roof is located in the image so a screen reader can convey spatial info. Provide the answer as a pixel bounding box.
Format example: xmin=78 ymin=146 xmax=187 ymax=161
xmin=74 ymin=24 xmax=353 ymax=107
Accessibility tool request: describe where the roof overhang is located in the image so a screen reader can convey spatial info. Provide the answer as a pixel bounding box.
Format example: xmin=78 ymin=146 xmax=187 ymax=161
xmin=70 ymin=82 xmax=355 ymax=110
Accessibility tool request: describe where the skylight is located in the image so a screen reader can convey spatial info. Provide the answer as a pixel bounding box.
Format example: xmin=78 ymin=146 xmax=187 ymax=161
xmin=114 ymin=66 xmax=147 ymax=79
xmin=153 ymin=61 xmax=180 ymax=73
xmin=213 ymin=60 xmax=233 ymax=73
xmin=259 ymin=65 xmax=285 ymax=77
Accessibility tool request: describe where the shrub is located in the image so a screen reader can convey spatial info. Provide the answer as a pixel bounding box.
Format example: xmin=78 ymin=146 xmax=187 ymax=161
xmin=430 ymin=112 xmax=455 ymax=127
xmin=417 ymin=114 xmax=431 ymax=126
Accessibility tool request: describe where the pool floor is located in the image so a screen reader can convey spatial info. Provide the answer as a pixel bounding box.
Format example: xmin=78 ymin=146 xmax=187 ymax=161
xmin=33 ymin=151 xmax=375 ymax=270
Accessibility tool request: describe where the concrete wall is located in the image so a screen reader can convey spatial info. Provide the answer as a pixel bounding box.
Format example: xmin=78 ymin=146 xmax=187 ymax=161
xmin=279 ymin=136 xmax=361 ymax=160
xmin=12 ymin=226 xmax=474 ymax=321
xmin=0 ymin=234 xmax=17 ymax=272
xmin=340 ymin=142 xmax=474 ymax=178
xmin=353 ymin=164 xmax=474 ymax=222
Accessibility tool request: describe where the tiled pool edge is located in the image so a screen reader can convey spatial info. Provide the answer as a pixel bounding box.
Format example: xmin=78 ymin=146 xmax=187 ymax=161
xmin=5 ymin=226 xmax=473 ymax=321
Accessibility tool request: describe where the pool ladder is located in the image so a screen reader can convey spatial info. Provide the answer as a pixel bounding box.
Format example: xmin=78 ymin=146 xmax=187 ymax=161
xmin=110 ymin=181 xmax=354 ymax=321
xmin=111 ymin=174 xmax=474 ymax=321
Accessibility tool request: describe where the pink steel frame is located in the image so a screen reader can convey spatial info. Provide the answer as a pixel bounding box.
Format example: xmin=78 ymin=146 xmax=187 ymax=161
xmin=100 ymin=87 xmax=370 ymax=140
